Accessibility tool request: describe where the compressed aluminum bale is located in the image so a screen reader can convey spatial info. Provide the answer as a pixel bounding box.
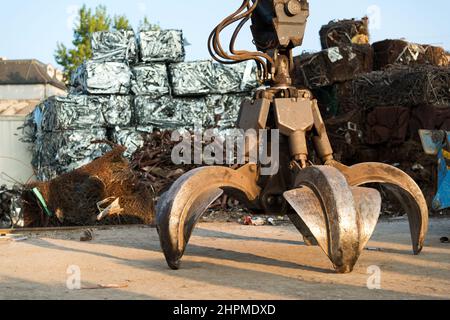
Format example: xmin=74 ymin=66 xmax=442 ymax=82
xmin=131 ymin=64 xmax=170 ymax=96
xmin=88 ymin=95 xmax=133 ymax=127
xmin=71 ymin=61 xmax=132 ymax=94
xmin=169 ymin=60 xmax=215 ymax=96
xmin=134 ymin=96 xmax=213 ymax=130
xmin=19 ymin=103 xmax=44 ymax=144
xmin=206 ymin=94 xmax=251 ymax=131
xmin=91 ymin=30 xmax=138 ymax=63
xmin=138 ymin=29 xmax=185 ymax=63
xmin=134 ymin=95 xmax=182 ymax=129
xmin=213 ymin=61 xmax=259 ymax=94
xmin=33 ymin=129 xmax=111 ymax=181
xmin=0 ymin=185 xmax=24 ymax=228
xmin=294 ymin=45 xmax=373 ymax=88
xmin=41 ymin=95 xmax=103 ymax=131
xmin=112 ymin=127 xmax=145 ymax=157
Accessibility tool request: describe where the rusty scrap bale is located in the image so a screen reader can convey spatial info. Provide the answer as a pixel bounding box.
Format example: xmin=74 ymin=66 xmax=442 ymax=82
xmin=294 ymin=45 xmax=373 ymax=88
xmin=349 ymin=65 xmax=450 ymax=109
xmin=319 ymin=17 xmax=369 ymax=49
xmin=373 ymin=39 xmax=449 ymax=70
xmin=21 ymin=146 xmax=154 ymax=228
xmin=365 ymin=106 xmax=411 ymax=146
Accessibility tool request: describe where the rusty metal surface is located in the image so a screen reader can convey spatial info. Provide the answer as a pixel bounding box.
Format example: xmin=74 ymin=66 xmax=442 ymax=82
xmin=284 ymin=166 xmax=381 ymax=273
xmin=156 ymin=164 xmax=261 ymax=269
xmin=328 ymin=160 xmax=429 ymax=255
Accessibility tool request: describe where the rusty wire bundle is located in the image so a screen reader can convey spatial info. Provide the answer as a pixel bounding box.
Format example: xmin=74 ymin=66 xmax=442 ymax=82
xmin=21 ymin=146 xmax=154 ymax=228
xmin=208 ymin=0 xmax=273 ymax=81
xmin=350 ymin=65 xmax=450 ymax=110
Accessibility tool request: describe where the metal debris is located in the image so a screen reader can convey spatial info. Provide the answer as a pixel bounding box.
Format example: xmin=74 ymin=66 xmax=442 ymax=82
xmin=89 ymin=95 xmax=132 ymax=128
xmin=206 ymin=94 xmax=251 ymax=131
xmin=71 ymin=61 xmax=132 ymax=94
xmin=373 ymin=39 xmax=449 ymax=70
xmin=351 ymin=65 xmax=450 ymax=109
xmin=112 ymin=127 xmax=145 ymax=157
xmin=138 ymin=29 xmax=185 ymax=63
xmin=170 ymin=60 xmax=259 ymax=96
xmin=80 ymin=229 xmax=94 ymax=242
xmin=131 ymin=64 xmax=170 ymax=96
xmin=294 ymin=45 xmax=373 ymax=88
xmin=169 ymin=60 xmax=215 ymax=96
xmin=41 ymin=95 xmax=100 ymax=131
xmin=0 ymin=185 xmax=23 ymax=229
xmin=32 ymin=129 xmax=111 ymax=181
xmin=91 ymin=30 xmax=138 ymax=63
xmin=134 ymin=95 xmax=212 ymax=130
xmin=319 ymin=17 xmax=369 ymax=49
xmin=213 ymin=61 xmax=259 ymax=94
xmin=23 ymin=146 xmax=155 ymax=227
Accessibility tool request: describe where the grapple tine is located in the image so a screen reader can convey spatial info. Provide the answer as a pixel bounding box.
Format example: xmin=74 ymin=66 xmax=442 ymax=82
xmin=156 ymin=165 xmax=261 ymax=269
xmin=284 ymin=166 xmax=381 ymax=273
xmin=329 ymin=161 xmax=429 ymax=255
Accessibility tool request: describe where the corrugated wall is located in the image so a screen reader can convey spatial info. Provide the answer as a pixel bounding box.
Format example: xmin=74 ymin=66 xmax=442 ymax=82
xmin=0 ymin=116 xmax=35 ymax=187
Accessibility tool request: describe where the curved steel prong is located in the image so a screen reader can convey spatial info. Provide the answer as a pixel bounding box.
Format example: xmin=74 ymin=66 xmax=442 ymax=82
xmin=284 ymin=166 xmax=381 ymax=273
xmin=328 ymin=161 xmax=429 ymax=255
xmin=156 ymin=164 xmax=261 ymax=269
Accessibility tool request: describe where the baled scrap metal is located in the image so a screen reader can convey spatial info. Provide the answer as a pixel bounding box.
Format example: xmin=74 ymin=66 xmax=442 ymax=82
xmin=91 ymin=30 xmax=138 ymax=63
xmin=0 ymin=185 xmax=23 ymax=229
xmin=213 ymin=61 xmax=259 ymax=94
xmin=88 ymin=95 xmax=133 ymax=127
xmin=294 ymin=45 xmax=373 ymax=88
xmin=365 ymin=106 xmax=411 ymax=145
xmin=33 ymin=128 xmax=111 ymax=181
xmin=373 ymin=40 xmax=449 ymax=70
xmin=134 ymin=95 xmax=183 ymax=129
xmin=138 ymin=29 xmax=185 ymax=63
xmin=206 ymin=94 xmax=251 ymax=131
xmin=134 ymin=95 xmax=213 ymax=130
xmin=351 ymin=65 xmax=450 ymax=109
xmin=169 ymin=60 xmax=215 ymax=96
xmin=319 ymin=18 xmax=369 ymax=49
xmin=41 ymin=95 xmax=102 ymax=131
xmin=19 ymin=104 xmax=44 ymax=144
xmin=71 ymin=61 xmax=132 ymax=94
xmin=23 ymin=146 xmax=155 ymax=227
xmin=112 ymin=127 xmax=145 ymax=157
xmin=409 ymin=105 xmax=450 ymax=141
xmin=131 ymin=64 xmax=170 ymax=96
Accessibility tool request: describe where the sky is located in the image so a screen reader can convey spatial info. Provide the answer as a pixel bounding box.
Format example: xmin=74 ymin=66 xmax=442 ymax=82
xmin=0 ymin=0 xmax=449 ymax=68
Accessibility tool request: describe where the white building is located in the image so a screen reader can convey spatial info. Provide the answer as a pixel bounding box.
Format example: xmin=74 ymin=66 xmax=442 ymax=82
xmin=0 ymin=59 xmax=67 ymax=186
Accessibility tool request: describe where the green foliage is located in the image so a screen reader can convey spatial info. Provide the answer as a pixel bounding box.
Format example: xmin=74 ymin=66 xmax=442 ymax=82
xmin=55 ymin=5 xmax=131 ymax=81
xmin=139 ymin=16 xmax=160 ymax=31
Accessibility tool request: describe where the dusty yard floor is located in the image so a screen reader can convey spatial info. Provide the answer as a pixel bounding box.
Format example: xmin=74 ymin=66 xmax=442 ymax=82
xmin=0 ymin=218 xmax=449 ymax=300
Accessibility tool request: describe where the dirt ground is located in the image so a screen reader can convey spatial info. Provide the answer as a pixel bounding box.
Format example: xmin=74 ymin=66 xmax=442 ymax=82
xmin=0 ymin=217 xmax=449 ymax=300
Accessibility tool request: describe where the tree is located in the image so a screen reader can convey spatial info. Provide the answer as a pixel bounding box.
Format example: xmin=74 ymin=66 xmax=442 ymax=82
xmin=55 ymin=5 xmax=131 ymax=81
xmin=139 ymin=17 xmax=160 ymax=31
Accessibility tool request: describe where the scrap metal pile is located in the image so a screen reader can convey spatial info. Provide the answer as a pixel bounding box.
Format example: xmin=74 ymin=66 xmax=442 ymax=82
xmin=15 ymin=28 xmax=258 ymax=227
xmin=295 ymin=17 xmax=450 ymax=211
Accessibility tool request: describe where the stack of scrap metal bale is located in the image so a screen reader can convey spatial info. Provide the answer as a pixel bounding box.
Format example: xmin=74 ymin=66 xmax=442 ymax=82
xmin=17 ymin=28 xmax=258 ymax=227
xmin=294 ymin=17 xmax=450 ymax=211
